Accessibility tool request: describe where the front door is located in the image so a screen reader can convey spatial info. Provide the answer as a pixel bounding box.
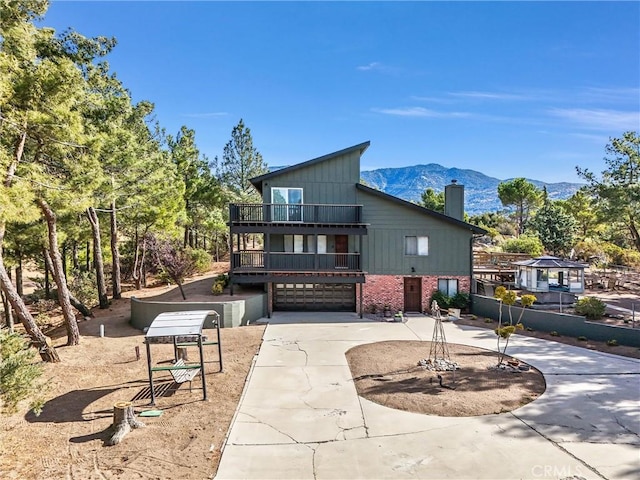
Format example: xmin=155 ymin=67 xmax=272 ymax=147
xmin=404 ymin=278 xmax=422 ymax=312
xmin=335 ymin=235 xmax=348 ymax=269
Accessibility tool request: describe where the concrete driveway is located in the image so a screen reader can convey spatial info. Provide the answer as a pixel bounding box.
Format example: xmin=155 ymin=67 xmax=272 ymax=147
xmin=216 ymin=313 xmax=640 ymax=480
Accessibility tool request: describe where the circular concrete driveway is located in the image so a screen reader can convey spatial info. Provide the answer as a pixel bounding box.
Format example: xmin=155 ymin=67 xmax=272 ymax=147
xmin=216 ymin=313 xmax=640 ymax=480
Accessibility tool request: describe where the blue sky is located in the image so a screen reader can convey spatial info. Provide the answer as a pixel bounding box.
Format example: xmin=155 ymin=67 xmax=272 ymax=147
xmin=41 ymin=1 xmax=639 ymax=183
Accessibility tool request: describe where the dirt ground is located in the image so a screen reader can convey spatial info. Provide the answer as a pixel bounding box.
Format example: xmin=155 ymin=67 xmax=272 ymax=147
xmin=347 ymin=341 xmax=545 ymax=417
xmin=1 ymin=267 xmax=265 ymax=480
xmin=2 ymin=264 xmax=638 ymax=478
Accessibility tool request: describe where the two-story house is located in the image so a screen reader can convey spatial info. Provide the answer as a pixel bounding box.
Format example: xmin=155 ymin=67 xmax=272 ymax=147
xmin=229 ymin=141 xmax=486 ymax=317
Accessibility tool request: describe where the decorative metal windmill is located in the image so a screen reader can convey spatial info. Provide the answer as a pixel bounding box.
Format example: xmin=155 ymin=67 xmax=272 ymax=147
xmin=428 ymin=300 xmax=451 ymax=365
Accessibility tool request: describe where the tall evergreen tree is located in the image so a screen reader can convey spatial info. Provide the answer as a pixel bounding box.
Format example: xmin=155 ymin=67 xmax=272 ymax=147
xmin=167 ymin=126 xmax=221 ymax=248
xmin=497 ymin=177 xmax=542 ymax=236
xmin=218 ymin=119 xmax=267 ymax=202
xmin=528 ymin=188 xmax=577 ymax=257
xmin=577 ymin=131 xmax=640 ymax=252
xmin=419 ymin=188 xmax=445 ymax=213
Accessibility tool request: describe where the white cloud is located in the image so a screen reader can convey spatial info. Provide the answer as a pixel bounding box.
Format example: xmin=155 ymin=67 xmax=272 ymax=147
xmin=357 ymin=62 xmax=383 ymax=71
xmin=578 ymin=87 xmax=640 ymax=104
xmin=356 ymin=62 xmax=401 ymax=74
xmin=547 ymin=108 xmax=639 ymax=131
xmin=448 ymin=91 xmax=529 ymax=101
xmin=372 ymin=107 xmax=471 ymax=118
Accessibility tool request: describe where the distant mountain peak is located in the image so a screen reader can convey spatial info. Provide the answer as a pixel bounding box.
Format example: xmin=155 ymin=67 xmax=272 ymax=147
xmin=360 ymin=164 xmax=583 ymax=215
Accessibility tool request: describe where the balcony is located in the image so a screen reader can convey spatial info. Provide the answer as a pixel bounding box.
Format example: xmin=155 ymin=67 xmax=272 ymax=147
xmin=230 ymin=203 xmax=364 ymax=225
xmin=232 ymin=251 xmax=362 ymax=272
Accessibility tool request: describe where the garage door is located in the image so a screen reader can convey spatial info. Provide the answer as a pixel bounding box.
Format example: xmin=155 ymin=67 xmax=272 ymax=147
xmin=274 ymin=283 xmax=356 ymax=311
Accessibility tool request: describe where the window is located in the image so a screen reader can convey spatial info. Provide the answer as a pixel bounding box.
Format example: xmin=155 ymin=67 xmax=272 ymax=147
xmin=438 ymin=279 xmax=458 ymax=296
xmin=284 ymin=235 xmax=304 ymax=253
xmin=272 ymin=187 xmax=303 ymax=221
xmin=305 ymin=235 xmax=326 ymax=253
xmin=317 ymin=235 xmax=327 ymax=254
xmin=405 ymin=236 xmax=429 ymax=256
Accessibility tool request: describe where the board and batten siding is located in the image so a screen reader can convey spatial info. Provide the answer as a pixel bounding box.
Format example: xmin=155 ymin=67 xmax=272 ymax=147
xmin=358 ymin=189 xmax=472 ymax=275
xmin=260 ymin=151 xmax=360 ymax=205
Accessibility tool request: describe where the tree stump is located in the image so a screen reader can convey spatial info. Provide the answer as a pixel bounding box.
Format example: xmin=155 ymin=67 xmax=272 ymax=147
xmin=107 ymin=401 xmax=145 ymax=446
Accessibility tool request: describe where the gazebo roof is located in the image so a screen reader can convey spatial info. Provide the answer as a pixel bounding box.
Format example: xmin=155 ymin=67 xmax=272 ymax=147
xmin=512 ymin=255 xmax=586 ymax=269
xmin=145 ymin=310 xmax=212 ymax=338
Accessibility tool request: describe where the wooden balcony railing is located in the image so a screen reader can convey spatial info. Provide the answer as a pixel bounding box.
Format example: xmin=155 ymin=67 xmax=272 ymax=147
xmin=232 ymin=251 xmax=361 ymax=272
xmin=230 ymin=203 xmax=363 ymax=224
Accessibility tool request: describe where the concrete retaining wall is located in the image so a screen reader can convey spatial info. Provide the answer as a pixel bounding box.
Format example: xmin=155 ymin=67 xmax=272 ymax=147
xmin=471 ymin=294 xmax=640 ymax=348
xmin=130 ymin=294 xmax=267 ymax=331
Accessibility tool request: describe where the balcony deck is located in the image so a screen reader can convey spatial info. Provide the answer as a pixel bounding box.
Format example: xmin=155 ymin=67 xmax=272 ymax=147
xmin=230 ymin=203 xmax=366 ymax=226
xmin=232 ymin=251 xmax=361 ymax=272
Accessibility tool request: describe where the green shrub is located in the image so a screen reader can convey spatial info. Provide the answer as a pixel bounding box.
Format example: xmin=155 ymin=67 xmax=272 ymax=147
xmin=214 ymin=273 xmax=229 ymax=287
xmin=69 ymin=270 xmax=98 ymax=307
xmin=186 ymin=248 xmax=212 ymax=274
xmin=484 ymin=318 xmax=493 ymax=323
xmin=501 ymin=234 xmax=543 ymax=256
xmin=606 ymin=339 xmax=618 ymax=347
xmin=575 ymin=297 xmax=606 ymax=320
xmin=0 ymin=329 xmax=45 ymax=415
xmin=31 ymin=299 xmax=57 ymax=315
xmin=450 ymin=292 xmax=470 ymax=309
xmin=577 ymin=336 xmax=587 ymax=341
xmin=550 ymin=331 xmax=559 ymax=336
xmin=211 ymin=282 xmax=224 ymax=295
xmin=430 ymin=290 xmax=450 ymax=310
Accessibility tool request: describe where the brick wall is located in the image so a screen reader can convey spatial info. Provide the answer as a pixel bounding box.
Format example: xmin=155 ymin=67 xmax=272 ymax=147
xmin=361 ymin=275 xmax=470 ymax=314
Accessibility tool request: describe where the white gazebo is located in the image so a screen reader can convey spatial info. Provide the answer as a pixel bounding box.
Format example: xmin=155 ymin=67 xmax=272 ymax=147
xmin=513 ymin=255 xmax=586 ymax=297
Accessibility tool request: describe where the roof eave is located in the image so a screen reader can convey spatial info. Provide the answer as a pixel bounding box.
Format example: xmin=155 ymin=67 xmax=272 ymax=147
xmin=250 ymin=141 xmax=371 ymax=194
xmin=356 ymin=183 xmax=487 ymax=235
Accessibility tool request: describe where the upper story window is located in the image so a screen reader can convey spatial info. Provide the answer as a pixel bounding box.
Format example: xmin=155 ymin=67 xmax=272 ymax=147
xmin=405 ymin=236 xmax=429 ymax=256
xmin=272 ymin=187 xmax=303 ymax=221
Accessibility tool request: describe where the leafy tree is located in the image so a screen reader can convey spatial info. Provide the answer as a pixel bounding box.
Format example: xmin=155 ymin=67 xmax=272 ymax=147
xmin=494 ymin=287 xmax=535 ymax=365
xmin=0 ymin=1 xmax=62 ymax=360
xmin=419 ymin=188 xmax=445 ymax=213
xmin=577 ymin=131 xmax=640 ymax=253
xmin=497 ymin=178 xmax=542 ymax=236
xmin=148 ymin=235 xmax=198 ymax=300
xmin=528 ymin=188 xmax=577 ymax=256
xmin=561 ymin=188 xmax=600 ymax=240
xmin=469 ymin=211 xmax=516 ymax=238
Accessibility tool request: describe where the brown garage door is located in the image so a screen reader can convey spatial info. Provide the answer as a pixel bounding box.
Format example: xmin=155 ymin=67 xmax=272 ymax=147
xmin=274 ymin=283 xmax=356 ymax=311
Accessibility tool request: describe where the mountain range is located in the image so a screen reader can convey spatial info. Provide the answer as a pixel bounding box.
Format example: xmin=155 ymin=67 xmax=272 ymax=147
xmin=360 ymin=164 xmax=584 ymax=215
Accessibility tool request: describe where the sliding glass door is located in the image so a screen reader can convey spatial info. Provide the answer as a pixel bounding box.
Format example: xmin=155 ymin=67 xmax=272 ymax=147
xmin=272 ymin=187 xmax=303 ymax=221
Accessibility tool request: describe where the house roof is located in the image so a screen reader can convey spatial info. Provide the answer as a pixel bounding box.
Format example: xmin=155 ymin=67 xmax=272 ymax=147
xmin=513 ymin=255 xmax=586 ymax=269
xmin=249 ymin=141 xmax=371 ymax=193
xmin=356 ymin=183 xmax=487 ymax=235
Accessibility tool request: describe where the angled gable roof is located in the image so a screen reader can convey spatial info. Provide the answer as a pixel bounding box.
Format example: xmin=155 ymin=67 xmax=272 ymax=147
xmin=356 ymin=183 xmax=487 ymax=235
xmin=250 ymin=141 xmax=370 ymax=194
